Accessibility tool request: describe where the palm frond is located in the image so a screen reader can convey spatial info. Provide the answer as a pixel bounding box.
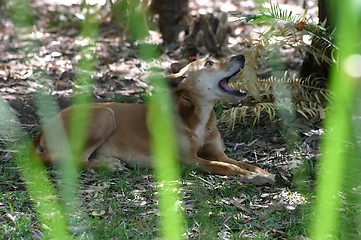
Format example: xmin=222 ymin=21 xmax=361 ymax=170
xmin=222 ymin=74 xmax=329 ymax=127
xmin=242 ymin=2 xmax=337 ymax=65
xmin=232 ymin=74 xmax=329 ymax=103
xmin=267 ymin=2 xmax=304 ymax=24
xmin=231 ymin=47 xmax=264 ymax=101
xmin=224 ymin=3 xmax=334 ymax=126
xmin=221 ymin=99 xmax=327 ymax=127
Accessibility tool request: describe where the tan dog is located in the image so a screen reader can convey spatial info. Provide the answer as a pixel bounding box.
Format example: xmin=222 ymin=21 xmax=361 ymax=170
xmin=34 ymin=54 xmax=275 ymax=185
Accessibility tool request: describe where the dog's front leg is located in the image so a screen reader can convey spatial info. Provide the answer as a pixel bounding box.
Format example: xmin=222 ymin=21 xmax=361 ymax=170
xmin=190 ymin=156 xmax=274 ymax=185
xmin=199 ymin=140 xmax=275 ymax=185
xmin=217 ymin=154 xmax=273 ymax=176
xmin=215 ymin=154 xmax=275 ymax=185
xmin=190 ymin=156 xmax=254 ymax=177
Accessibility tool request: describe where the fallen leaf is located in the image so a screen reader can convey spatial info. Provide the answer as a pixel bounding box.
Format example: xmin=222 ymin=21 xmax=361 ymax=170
xmin=107 ymin=205 xmax=113 ymax=215
xmin=91 ymin=210 xmax=106 ymax=216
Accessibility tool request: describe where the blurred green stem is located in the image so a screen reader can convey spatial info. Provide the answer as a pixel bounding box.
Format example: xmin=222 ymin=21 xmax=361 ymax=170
xmin=310 ymin=0 xmax=360 ymax=239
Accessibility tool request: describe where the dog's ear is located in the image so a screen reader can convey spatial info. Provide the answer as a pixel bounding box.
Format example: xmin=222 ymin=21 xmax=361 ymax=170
xmin=169 ymin=61 xmax=189 ymax=74
xmin=166 ymin=73 xmax=187 ymax=88
xmin=166 ymin=61 xmax=191 ymax=88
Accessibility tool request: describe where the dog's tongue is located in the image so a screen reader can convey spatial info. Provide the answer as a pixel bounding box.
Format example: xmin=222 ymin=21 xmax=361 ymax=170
xmin=219 ymin=79 xmax=247 ymax=98
xmin=219 ymin=79 xmax=234 ymax=91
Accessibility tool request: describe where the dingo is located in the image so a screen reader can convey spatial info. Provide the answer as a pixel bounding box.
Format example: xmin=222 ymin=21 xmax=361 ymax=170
xmin=34 ymin=54 xmax=275 ymax=185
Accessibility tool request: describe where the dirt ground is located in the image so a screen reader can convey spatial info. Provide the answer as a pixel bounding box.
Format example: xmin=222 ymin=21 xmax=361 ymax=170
xmin=0 ymin=0 xmax=323 ymax=238
xmin=1 ymin=0 xmax=321 ymax=175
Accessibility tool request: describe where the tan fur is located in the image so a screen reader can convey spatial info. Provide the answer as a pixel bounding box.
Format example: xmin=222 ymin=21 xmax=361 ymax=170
xmin=34 ymin=55 xmax=275 ymax=185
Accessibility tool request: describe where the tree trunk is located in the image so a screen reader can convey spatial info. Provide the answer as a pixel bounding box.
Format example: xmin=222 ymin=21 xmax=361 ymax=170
xmin=150 ymin=0 xmax=189 ymax=47
xmin=299 ymin=0 xmax=335 ymax=80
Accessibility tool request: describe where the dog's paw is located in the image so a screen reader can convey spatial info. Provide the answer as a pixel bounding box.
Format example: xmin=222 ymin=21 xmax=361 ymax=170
xmin=243 ymin=173 xmax=276 ymax=186
xmin=88 ymin=157 xmax=128 ymax=172
xmin=108 ymin=160 xmax=128 ymax=172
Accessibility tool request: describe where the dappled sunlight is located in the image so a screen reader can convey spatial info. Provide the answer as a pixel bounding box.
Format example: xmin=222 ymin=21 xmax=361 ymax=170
xmin=3 ymin=0 xmax=359 ymax=239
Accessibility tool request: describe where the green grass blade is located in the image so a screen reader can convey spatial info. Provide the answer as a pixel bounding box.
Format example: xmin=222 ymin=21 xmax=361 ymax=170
xmin=127 ymin=4 xmax=185 ymax=238
xmin=58 ymin=5 xmax=99 ymax=218
xmin=6 ymin=0 xmax=71 ymax=237
xmin=0 ymin=99 xmax=70 ymax=239
xmin=147 ymin=74 xmax=185 ymax=240
xmin=310 ymin=0 xmax=361 ymax=238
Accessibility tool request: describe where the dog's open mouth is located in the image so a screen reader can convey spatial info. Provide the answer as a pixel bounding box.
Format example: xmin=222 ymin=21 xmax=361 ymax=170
xmin=218 ymin=70 xmax=247 ymax=98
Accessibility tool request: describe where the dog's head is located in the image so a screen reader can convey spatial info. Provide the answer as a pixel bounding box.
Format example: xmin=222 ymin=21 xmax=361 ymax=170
xmin=169 ymin=54 xmax=247 ymax=102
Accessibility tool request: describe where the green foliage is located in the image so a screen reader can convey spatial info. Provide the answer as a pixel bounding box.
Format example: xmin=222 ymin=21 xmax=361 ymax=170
xmin=0 ymin=100 xmax=69 ymax=239
xmin=147 ymin=74 xmax=186 ymax=240
xmin=3 ymin=0 xmax=361 ymax=239
xmin=109 ymin=0 xmax=149 ymax=40
xmin=222 ymin=75 xmax=329 ymax=127
xmin=9 ymin=0 xmax=33 ymax=28
xmin=2 ymin=0 xmax=184 ymax=239
xmin=222 ymin=3 xmax=336 ymax=127
xmin=244 ymin=2 xmax=337 ymax=65
xmin=310 ymin=0 xmax=361 ymax=238
xmin=122 ymin=2 xmax=186 ymax=239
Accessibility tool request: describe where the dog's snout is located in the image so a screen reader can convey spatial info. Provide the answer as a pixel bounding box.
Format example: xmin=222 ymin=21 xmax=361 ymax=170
xmin=231 ymin=54 xmax=245 ymax=63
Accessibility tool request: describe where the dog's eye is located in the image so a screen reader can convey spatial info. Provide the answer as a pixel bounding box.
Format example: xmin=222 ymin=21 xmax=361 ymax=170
xmin=204 ymin=60 xmax=214 ymax=67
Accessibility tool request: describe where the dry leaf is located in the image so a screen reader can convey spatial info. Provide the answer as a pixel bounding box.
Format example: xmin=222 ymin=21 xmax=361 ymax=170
xmin=91 ymin=210 xmax=106 ymax=216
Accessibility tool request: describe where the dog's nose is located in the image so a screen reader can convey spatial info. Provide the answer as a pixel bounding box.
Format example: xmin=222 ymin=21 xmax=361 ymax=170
xmin=231 ymin=54 xmax=245 ymax=63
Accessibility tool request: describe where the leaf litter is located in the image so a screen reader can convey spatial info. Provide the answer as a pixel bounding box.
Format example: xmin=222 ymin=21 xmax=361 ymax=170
xmin=0 ymin=0 xmax=320 ymax=238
